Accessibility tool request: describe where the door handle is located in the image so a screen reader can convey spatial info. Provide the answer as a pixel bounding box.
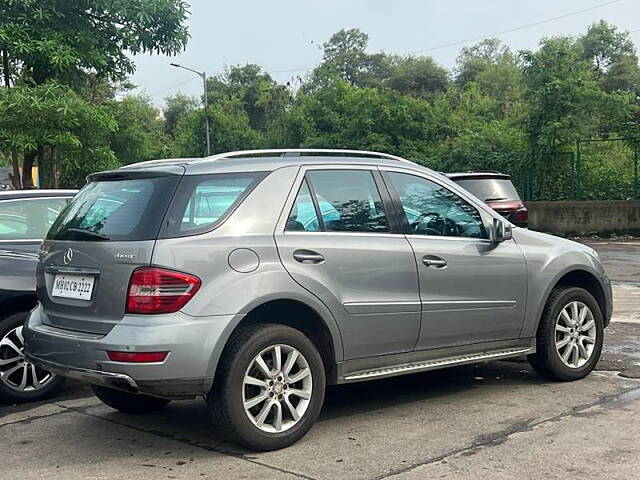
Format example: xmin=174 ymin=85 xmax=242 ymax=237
xmin=293 ymin=250 xmax=325 ymax=264
xmin=422 ymin=255 xmax=447 ymax=269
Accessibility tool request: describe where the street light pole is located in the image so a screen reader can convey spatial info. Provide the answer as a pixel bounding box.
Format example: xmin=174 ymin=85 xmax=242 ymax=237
xmin=169 ymin=62 xmax=211 ymax=156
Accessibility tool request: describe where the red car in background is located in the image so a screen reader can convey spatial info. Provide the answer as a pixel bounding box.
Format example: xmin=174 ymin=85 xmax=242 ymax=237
xmin=447 ymin=172 xmax=528 ymax=228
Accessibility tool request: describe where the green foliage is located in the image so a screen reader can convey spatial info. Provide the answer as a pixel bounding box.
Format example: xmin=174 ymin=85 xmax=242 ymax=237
xmin=108 ymin=95 xmax=168 ymax=164
xmin=0 ymin=0 xmax=190 ymax=85
xmin=0 ymin=82 xmax=116 ymax=152
xmin=385 ymin=56 xmax=450 ymax=98
xmin=2 ymin=16 xmax=640 ymax=201
xmin=283 ymin=80 xmax=438 ymax=161
xmin=170 ymin=100 xmax=261 ymax=158
xmin=0 ymin=0 xmax=189 ymax=188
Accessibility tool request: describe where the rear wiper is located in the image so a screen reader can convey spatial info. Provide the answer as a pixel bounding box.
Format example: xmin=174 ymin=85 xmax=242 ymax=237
xmin=65 ymin=228 xmax=110 ymax=241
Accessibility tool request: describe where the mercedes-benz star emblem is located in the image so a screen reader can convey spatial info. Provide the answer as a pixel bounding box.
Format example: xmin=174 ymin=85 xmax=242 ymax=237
xmin=63 ymin=248 xmax=73 ymax=265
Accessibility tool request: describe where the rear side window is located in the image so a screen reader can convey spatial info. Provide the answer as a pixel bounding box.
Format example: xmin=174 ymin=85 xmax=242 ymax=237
xmin=298 ymin=170 xmax=389 ymax=233
xmin=48 ymin=177 xmax=180 ymax=242
xmin=0 ymin=197 xmax=69 ymax=240
xmin=286 ymin=180 xmax=320 ymax=232
xmin=162 ymin=172 xmax=267 ymax=238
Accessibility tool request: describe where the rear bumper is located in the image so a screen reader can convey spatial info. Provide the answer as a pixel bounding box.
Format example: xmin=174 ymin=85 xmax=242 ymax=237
xmin=23 ymin=304 xmax=241 ymax=399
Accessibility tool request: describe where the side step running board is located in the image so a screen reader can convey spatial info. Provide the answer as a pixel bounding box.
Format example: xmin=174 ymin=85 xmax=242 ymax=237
xmin=343 ymin=347 xmax=533 ymax=382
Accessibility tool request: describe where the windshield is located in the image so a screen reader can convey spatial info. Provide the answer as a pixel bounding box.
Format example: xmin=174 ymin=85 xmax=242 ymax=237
xmin=47 ymin=176 xmax=180 ymax=242
xmin=453 ymin=178 xmax=520 ymax=202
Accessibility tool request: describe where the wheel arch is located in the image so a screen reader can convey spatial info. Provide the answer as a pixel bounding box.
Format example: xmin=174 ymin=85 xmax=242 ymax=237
xmin=541 ymin=268 xmax=609 ymax=329
xmin=207 ymin=295 xmax=344 ymax=391
xmin=0 ymin=294 xmax=37 ymax=322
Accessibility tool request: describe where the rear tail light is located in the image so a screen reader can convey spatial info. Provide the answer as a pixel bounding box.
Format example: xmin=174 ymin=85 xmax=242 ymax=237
xmin=107 ymin=351 xmax=169 ymax=363
xmin=126 ymin=267 xmax=201 ymax=314
xmin=510 ymin=207 xmax=528 ymax=226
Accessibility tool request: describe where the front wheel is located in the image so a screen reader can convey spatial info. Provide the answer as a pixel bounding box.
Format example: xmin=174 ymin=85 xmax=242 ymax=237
xmin=207 ymin=324 xmax=326 ymax=451
xmin=528 ymin=286 xmax=604 ymax=381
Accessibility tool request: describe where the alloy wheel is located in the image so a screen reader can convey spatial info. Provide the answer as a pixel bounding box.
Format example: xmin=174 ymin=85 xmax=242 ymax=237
xmin=0 ymin=325 xmax=55 ymax=392
xmin=555 ymin=301 xmax=597 ymax=368
xmin=242 ymin=344 xmax=313 ymax=433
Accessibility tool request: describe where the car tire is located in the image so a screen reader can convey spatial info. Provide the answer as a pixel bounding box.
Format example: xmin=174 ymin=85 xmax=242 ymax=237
xmin=92 ymin=385 xmax=171 ymax=414
xmin=528 ymin=286 xmax=604 ymax=381
xmin=0 ymin=311 xmax=66 ymax=404
xmin=207 ymin=323 xmax=326 ymax=451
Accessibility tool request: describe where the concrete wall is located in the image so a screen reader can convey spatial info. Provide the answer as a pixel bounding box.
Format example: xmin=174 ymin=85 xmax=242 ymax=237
xmin=526 ymin=201 xmax=640 ymax=235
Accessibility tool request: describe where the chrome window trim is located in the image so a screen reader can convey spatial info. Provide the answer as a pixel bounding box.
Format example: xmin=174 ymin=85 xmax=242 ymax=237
xmin=0 ymin=196 xmax=73 ymax=203
xmin=0 ymin=238 xmax=42 ymax=243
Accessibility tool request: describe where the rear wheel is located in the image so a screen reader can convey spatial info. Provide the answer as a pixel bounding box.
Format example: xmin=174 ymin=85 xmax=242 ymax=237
xmin=0 ymin=312 xmax=65 ymax=403
xmin=528 ymin=286 xmax=604 ymax=381
xmin=207 ymin=324 xmax=326 ymax=451
xmin=92 ymin=385 xmax=171 ymax=414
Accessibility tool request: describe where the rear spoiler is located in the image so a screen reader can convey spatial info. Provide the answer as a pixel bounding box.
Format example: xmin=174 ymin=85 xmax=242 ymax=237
xmin=87 ymin=165 xmax=185 ymax=183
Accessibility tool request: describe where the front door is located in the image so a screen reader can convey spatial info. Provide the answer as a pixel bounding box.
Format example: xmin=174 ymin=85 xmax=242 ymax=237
xmin=275 ymin=166 xmax=421 ymax=360
xmin=382 ymin=170 xmax=527 ymax=350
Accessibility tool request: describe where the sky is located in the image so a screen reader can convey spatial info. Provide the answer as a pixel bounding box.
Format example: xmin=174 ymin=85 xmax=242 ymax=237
xmin=130 ymin=0 xmax=640 ymax=104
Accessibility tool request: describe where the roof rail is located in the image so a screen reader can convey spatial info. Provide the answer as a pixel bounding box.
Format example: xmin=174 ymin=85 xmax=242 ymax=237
xmin=194 ymin=148 xmax=414 ymax=164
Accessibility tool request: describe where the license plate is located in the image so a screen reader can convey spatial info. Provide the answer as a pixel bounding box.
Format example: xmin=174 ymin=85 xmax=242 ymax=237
xmin=52 ymin=274 xmax=95 ymax=301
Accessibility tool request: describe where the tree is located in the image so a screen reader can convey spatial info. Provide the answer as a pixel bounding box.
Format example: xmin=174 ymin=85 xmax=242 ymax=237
xmin=0 ymin=0 xmax=189 ymax=187
xmin=163 ymin=93 xmax=199 ymax=138
xmin=108 ymin=95 xmax=168 ymax=165
xmin=207 ymin=65 xmax=290 ymax=132
xmin=385 ymin=56 xmax=449 ymax=98
xmin=282 ymin=79 xmax=439 ymax=161
xmin=170 ymin=99 xmax=261 ymax=158
xmin=0 ymin=82 xmax=117 ymax=188
xmin=579 ymin=21 xmax=640 ymax=93
xmin=455 ymin=39 xmax=523 ymax=105
xmin=307 ymin=28 xmax=392 ymax=90
xmin=0 ymin=0 xmax=189 ymax=86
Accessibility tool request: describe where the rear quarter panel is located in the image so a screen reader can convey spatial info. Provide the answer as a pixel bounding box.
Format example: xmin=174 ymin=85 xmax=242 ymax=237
xmin=151 ymin=165 xmax=345 ymax=364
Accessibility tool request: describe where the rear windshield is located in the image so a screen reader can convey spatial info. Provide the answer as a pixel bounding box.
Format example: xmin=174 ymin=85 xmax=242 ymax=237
xmin=160 ymin=172 xmax=268 ymax=238
xmin=453 ymin=178 xmax=520 ymax=202
xmin=47 ymin=176 xmax=180 ymax=242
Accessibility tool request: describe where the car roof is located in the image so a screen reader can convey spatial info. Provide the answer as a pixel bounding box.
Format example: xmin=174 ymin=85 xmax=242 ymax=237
xmin=0 ymin=189 xmax=78 ymax=200
xmin=446 ymin=172 xmax=511 ymax=180
xmin=114 ymin=149 xmax=435 ymax=177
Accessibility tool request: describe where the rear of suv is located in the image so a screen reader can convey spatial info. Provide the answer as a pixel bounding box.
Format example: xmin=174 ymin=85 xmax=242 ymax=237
xmin=25 ymin=150 xmax=611 ymax=450
xmin=447 ymin=172 xmax=528 ymax=227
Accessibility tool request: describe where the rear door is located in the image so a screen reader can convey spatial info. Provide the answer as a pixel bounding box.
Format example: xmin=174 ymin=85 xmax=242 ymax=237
xmin=275 ymin=166 xmax=421 ymax=360
xmin=382 ymin=169 xmax=527 ymax=350
xmin=38 ymin=170 xmax=182 ymax=334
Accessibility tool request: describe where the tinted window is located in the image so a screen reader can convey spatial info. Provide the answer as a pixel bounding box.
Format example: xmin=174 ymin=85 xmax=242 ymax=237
xmin=0 ymin=197 xmax=69 ymax=240
xmin=163 ymin=172 xmax=267 ymax=238
xmin=388 ymin=172 xmax=486 ymax=239
xmin=306 ymin=170 xmax=389 ymax=233
xmin=48 ymin=177 xmax=180 ymax=241
xmin=453 ymin=178 xmax=520 ymax=202
xmin=286 ymin=180 xmax=320 ymax=232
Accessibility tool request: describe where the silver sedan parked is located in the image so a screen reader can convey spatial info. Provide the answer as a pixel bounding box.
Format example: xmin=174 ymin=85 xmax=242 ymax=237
xmin=24 ymin=149 xmax=611 ymax=450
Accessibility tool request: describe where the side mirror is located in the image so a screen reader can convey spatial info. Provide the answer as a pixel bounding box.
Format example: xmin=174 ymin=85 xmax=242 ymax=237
xmin=490 ymin=218 xmax=512 ymax=244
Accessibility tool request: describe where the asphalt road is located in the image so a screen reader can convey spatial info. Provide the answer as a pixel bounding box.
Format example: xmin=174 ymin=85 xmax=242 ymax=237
xmin=1 ymin=241 xmax=639 ymax=480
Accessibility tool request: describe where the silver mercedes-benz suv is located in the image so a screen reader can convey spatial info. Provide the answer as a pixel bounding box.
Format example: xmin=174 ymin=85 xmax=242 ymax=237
xmin=24 ymin=149 xmax=612 ymax=450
